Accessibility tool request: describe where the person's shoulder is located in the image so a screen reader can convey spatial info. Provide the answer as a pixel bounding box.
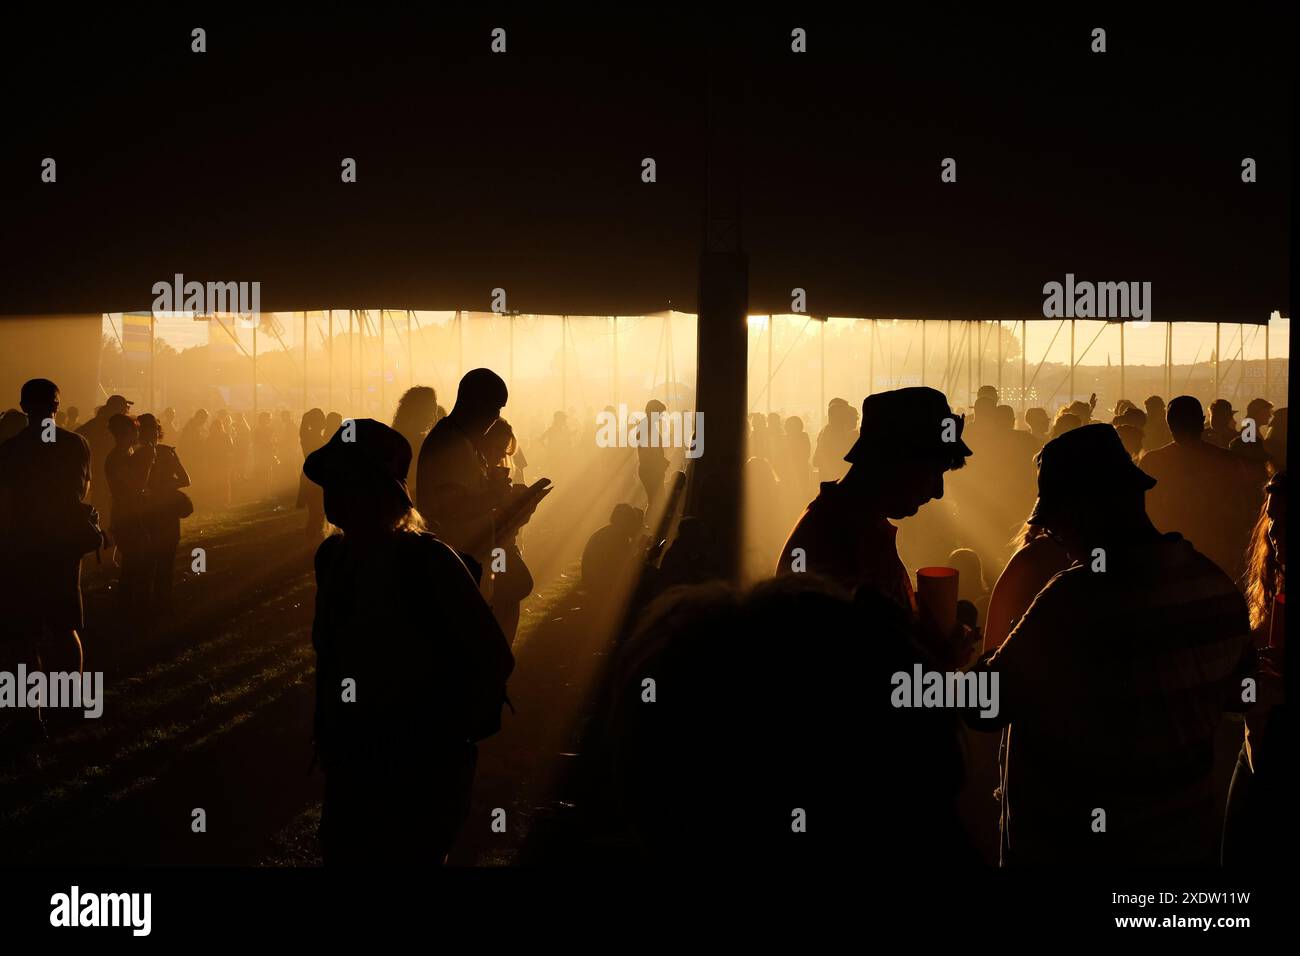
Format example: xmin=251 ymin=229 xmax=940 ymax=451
xmin=59 ymin=427 xmax=90 ymax=454
xmin=313 ymin=532 xmax=346 ymax=571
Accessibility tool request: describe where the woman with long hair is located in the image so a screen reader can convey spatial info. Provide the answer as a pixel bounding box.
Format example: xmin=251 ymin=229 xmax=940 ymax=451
xmin=476 ymin=418 xmax=535 ymax=643
xmin=1223 ymin=472 xmax=1286 ymax=865
xmin=305 ymin=419 xmax=514 ymax=865
xmin=391 ymin=386 xmax=439 ymax=499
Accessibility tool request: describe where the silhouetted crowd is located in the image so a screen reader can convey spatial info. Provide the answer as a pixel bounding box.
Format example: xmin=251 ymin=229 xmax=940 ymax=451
xmin=0 ymin=370 xmax=1288 ymax=868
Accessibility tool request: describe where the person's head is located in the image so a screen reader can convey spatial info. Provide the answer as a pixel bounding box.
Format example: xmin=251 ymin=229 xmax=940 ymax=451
xmin=1050 ymin=411 xmax=1081 ymax=439
xmin=946 ymin=548 xmax=988 ymax=597
xmin=1067 ymin=399 xmax=1092 ymax=423
xmin=448 ymin=369 xmax=508 ymax=433
xmin=103 ymin=394 xmax=133 ymax=418
xmin=1209 ymin=399 xmax=1236 ymax=430
xmin=610 ymin=503 xmax=644 ymax=538
xmin=767 ymin=412 xmax=781 ymax=431
xmin=1114 ymin=399 xmax=1135 ymax=417
xmin=993 ymin=404 xmax=1015 ymax=431
xmin=193 ymin=408 xmax=209 ymax=425
xmin=977 ymin=385 xmax=999 ymax=404
xmin=259 ymin=411 xmax=273 ymax=427
xmin=1027 ymin=423 xmax=1157 ymax=558
xmin=842 ymin=387 xmax=972 ymax=519
xmin=0 ymin=409 xmax=29 ymax=442
xmin=303 ymin=418 xmax=420 ymax=536
xmin=481 ymin=418 xmax=517 ymax=461
xmin=1144 ymin=395 xmax=1166 ymax=415
xmin=138 ymin=413 xmax=161 ymax=445
xmin=18 ymin=378 xmax=60 ymax=423
xmin=785 ymin=416 xmax=805 ymax=436
xmin=1025 ymin=407 xmax=1049 ymax=435
xmin=161 ymin=406 xmax=175 ymax=422
xmin=1115 ymin=423 xmax=1144 ymax=459
xmin=108 ymin=413 xmax=139 ymax=447
xmin=1116 ymin=406 xmax=1147 ymax=430
xmin=1166 ymin=395 xmax=1205 ymax=442
xmin=972 ymin=395 xmax=997 ymax=423
xmin=65 ymin=405 xmax=81 ymax=424
xmin=300 ymin=407 xmax=325 ymax=437
xmin=1245 ymin=472 xmax=1286 ymax=630
xmin=827 ymin=401 xmax=854 ymax=429
xmin=393 ymin=386 xmax=439 ymax=434
xmin=1245 ymin=398 xmax=1274 ymax=430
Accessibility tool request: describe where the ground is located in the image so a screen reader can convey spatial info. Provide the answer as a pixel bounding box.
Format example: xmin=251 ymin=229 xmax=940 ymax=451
xmin=0 ymin=503 xmax=618 ymax=866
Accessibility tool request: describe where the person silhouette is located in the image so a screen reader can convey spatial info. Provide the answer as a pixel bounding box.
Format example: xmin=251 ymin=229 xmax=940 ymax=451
xmin=305 ymin=418 xmax=514 ymax=865
xmin=76 ymin=394 xmax=133 ymax=524
xmin=637 ymin=399 xmax=670 ymax=510
xmin=417 ymin=369 xmax=512 ymax=574
xmin=967 ymin=424 xmax=1254 ymax=866
xmin=779 ymin=388 xmax=973 ymax=639
xmin=105 ymin=414 xmax=153 ymax=622
xmin=137 ymin=413 xmax=191 ymax=615
xmin=476 ymin=418 xmax=536 ymax=643
xmin=0 ymin=379 xmax=93 ymax=741
xmin=1141 ymin=395 xmax=1254 ymax=581
xmin=295 ymin=409 xmax=326 ymax=536
xmin=392 ymin=386 xmax=439 ymax=499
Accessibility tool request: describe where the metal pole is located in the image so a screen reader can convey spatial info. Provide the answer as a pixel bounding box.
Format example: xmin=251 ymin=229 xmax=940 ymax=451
xmin=252 ymin=320 xmax=258 ymax=418
xmin=611 ymin=316 xmax=618 ymax=408
xmin=457 ymin=309 xmax=464 ymax=383
xmin=303 ymin=311 xmax=309 ymax=413
xmin=945 ymin=319 xmax=952 ymax=397
xmin=1170 ymin=321 xmax=1180 ymax=395
xmin=1265 ymin=319 xmax=1270 ymax=402
xmin=1238 ymin=323 xmax=1245 ymax=400
xmin=1120 ymin=321 xmax=1126 ymax=402
xmin=561 ymin=314 xmax=568 ymax=414
xmin=920 ymin=319 xmax=925 ymax=387
xmin=869 ymin=319 xmax=875 ymax=396
xmin=1069 ymin=319 xmax=1076 ymax=403
xmin=149 ymin=311 xmax=156 ymax=412
xmin=407 ymin=309 xmax=413 ymax=390
xmin=509 ymin=313 xmax=515 ymax=394
xmin=997 ymin=320 xmax=1003 ymax=394
xmin=966 ymin=320 xmax=972 ymax=406
xmin=328 ymin=309 xmax=333 ymax=412
xmin=821 ymin=319 xmax=827 ymax=408
xmin=1021 ymin=319 xmax=1027 ymax=414
xmin=766 ymin=315 xmax=773 ymax=414
xmin=1215 ymin=322 xmax=1221 ymax=399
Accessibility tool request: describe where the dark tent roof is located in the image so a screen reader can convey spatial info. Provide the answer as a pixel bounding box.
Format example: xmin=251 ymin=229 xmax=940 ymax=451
xmin=0 ymin=11 xmax=1290 ymax=322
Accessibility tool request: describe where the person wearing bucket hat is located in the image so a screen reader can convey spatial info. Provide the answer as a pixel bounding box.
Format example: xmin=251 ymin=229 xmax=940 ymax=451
xmin=965 ymin=422 xmax=1253 ymax=866
xmin=779 ymin=387 xmax=972 ymax=622
xmin=305 ymin=416 xmax=514 ymax=865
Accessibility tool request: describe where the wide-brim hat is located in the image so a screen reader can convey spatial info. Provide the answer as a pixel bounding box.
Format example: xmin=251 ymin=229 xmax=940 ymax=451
xmin=303 ymin=418 xmax=412 ymax=509
xmin=1026 ymin=423 xmax=1156 ymax=527
xmin=844 ymin=386 xmax=973 ymax=465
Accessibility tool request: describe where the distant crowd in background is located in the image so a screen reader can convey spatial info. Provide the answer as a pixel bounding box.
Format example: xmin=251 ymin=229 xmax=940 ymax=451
xmin=0 ymin=369 xmax=1288 ymax=868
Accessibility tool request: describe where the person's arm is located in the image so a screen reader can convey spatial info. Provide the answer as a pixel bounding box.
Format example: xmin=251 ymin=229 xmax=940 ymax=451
xmin=171 ymin=447 xmax=192 ymax=489
xmin=420 ymin=538 xmax=515 ymax=679
xmin=964 ymin=573 xmax=1070 ymax=731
